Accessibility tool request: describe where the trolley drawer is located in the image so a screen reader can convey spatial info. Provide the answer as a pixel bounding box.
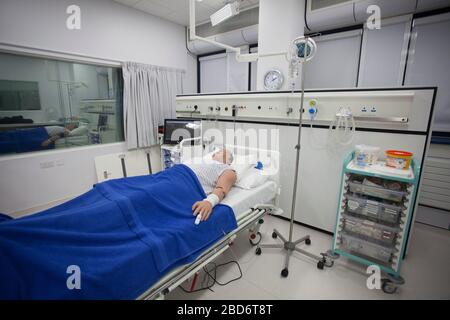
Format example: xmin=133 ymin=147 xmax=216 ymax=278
xmin=339 ymin=233 xmax=394 ymax=264
xmin=346 ymin=194 xmax=402 ymax=225
xmin=342 ymin=214 xmax=398 ymax=246
xmin=348 ymin=181 xmax=406 ymax=202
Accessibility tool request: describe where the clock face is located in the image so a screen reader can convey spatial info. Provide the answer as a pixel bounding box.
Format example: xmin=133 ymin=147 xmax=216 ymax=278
xmin=264 ymin=70 xmax=284 ymax=90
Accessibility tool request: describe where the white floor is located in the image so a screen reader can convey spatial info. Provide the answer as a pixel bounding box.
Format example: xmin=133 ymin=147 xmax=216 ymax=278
xmin=167 ymin=215 xmax=450 ymax=300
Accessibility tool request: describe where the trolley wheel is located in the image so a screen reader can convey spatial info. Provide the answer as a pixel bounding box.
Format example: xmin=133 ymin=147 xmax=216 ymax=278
xmin=305 ymin=238 xmax=311 ymax=245
xmin=382 ymin=279 xmax=398 ymax=294
xmin=272 ymin=232 xmax=278 ymax=239
xmin=281 ymin=268 xmax=289 ymax=277
xmin=324 ymin=259 xmax=334 ymax=268
xmin=255 ymin=247 xmax=262 ymax=256
xmin=317 ymin=260 xmax=325 ymax=270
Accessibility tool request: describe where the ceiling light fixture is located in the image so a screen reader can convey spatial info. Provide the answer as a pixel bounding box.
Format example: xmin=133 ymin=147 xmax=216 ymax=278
xmin=210 ymin=1 xmax=240 ymax=26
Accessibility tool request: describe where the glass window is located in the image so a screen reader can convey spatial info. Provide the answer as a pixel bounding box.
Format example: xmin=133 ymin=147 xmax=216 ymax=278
xmin=0 ymin=52 xmax=124 ymax=155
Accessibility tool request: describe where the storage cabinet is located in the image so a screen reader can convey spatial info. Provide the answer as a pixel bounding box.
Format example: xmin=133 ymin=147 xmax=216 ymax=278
xmin=332 ymin=152 xmax=420 ymax=292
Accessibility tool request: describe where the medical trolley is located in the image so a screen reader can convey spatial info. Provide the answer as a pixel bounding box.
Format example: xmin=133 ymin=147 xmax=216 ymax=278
xmin=332 ymin=152 xmax=420 ymax=294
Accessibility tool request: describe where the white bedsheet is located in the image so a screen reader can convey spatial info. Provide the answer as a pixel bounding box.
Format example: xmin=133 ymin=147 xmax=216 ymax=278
xmin=221 ymin=181 xmax=278 ymax=219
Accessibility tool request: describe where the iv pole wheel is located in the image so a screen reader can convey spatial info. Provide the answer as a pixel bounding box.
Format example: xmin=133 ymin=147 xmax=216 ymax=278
xmin=272 ymin=231 xmax=278 ymax=239
xmin=305 ymin=238 xmax=311 ymax=245
xmin=255 ymin=247 xmax=262 ymax=256
xmin=281 ymin=268 xmax=289 ymax=278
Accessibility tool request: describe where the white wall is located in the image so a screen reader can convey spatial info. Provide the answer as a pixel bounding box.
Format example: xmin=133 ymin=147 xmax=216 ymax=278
xmin=0 ymin=0 xmax=193 ymax=214
xmin=256 ymin=0 xmax=305 ymax=91
xmin=0 ymin=143 xmax=127 ymax=214
xmin=185 ymin=53 xmax=198 ymax=94
xmin=0 ymin=0 xmax=188 ymax=69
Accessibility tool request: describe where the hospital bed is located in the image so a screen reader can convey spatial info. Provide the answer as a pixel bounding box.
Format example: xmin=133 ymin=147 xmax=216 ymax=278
xmin=138 ymin=181 xmax=280 ymax=299
xmin=54 ymin=134 xmax=89 ymax=148
xmin=135 ymin=143 xmax=281 ymax=299
xmin=0 ymin=142 xmax=280 ymax=299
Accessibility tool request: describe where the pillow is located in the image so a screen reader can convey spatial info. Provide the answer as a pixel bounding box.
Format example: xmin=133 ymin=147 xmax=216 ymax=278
xmin=68 ymin=126 xmax=88 ymax=136
xmin=230 ymin=154 xmax=257 ymax=182
xmin=235 ymin=167 xmax=269 ymax=189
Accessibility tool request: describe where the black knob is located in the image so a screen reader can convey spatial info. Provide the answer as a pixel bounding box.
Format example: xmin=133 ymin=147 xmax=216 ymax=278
xmin=258 ymin=106 xmax=262 ymax=110
xmin=225 ymin=107 xmax=229 ymax=111
xmin=194 ymin=105 xmax=198 ymax=110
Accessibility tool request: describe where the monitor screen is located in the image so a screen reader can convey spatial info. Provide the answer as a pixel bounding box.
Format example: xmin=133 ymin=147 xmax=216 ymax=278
xmin=163 ymin=119 xmax=201 ymax=145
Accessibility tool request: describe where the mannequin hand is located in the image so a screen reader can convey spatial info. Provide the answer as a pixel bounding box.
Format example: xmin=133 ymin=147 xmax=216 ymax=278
xmin=192 ymin=200 xmax=212 ymax=221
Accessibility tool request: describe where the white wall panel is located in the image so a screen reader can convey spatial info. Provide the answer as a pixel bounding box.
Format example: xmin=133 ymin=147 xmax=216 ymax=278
xmin=305 ymin=30 xmax=362 ymax=89
xmin=404 ymin=13 xmax=450 ymax=132
xmin=199 ymin=53 xmax=227 ymax=93
xmin=227 ymin=47 xmax=249 ymax=92
xmin=358 ymin=16 xmax=412 ymax=87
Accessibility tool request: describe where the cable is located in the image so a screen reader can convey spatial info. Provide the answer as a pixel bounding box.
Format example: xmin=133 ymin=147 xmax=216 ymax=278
xmin=205 ymin=260 xmax=243 ymax=286
xmin=179 ymin=260 xmax=243 ymax=293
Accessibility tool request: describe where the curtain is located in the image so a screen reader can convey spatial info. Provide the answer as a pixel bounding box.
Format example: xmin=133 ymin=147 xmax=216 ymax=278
xmin=122 ymin=62 xmax=184 ymax=149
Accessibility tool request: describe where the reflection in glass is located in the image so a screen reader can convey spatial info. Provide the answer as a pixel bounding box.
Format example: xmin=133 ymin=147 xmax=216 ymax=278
xmin=0 ymin=52 xmax=124 ymax=155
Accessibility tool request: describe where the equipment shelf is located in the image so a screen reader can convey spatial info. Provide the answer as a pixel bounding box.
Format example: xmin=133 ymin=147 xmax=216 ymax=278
xmin=332 ymin=152 xmax=420 ymax=294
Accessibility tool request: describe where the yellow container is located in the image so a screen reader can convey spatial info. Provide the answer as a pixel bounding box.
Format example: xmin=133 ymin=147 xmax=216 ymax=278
xmin=385 ymin=150 xmax=413 ymax=169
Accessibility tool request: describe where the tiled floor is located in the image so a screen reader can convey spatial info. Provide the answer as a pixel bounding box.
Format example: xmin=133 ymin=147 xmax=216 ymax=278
xmin=167 ymin=215 xmax=450 ymax=300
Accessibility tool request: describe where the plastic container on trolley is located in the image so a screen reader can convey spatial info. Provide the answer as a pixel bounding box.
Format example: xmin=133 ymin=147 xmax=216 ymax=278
xmin=342 ymin=213 xmax=399 ymax=246
xmin=345 ymin=194 xmax=403 ymax=225
xmin=347 ymin=181 xmax=406 ymax=202
xmin=339 ymin=233 xmax=395 ymax=264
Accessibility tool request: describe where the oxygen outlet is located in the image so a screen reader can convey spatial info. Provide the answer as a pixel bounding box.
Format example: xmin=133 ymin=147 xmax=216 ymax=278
xmin=308 ymin=99 xmax=318 ymax=120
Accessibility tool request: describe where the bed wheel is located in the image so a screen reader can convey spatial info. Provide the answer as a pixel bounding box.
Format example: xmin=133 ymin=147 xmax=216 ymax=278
xmin=272 ymin=232 xmax=278 ymax=239
xmin=305 ymin=238 xmax=311 ymax=245
xmin=249 ymin=232 xmax=262 ymax=246
xmin=255 ymin=247 xmax=262 ymax=255
xmin=281 ymin=268 xmax=289 ymax=277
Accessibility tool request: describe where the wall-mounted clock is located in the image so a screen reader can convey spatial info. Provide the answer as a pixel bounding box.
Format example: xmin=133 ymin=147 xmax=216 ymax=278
xmin=264 ymin=69 xmax=284 ymax=90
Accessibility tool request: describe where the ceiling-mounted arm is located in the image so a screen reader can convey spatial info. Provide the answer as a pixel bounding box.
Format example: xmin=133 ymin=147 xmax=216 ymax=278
xmin=189 ymin=0 xmax=286 ymax=63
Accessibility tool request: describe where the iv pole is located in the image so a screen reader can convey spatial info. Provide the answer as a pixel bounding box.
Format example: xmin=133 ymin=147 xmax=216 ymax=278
xmin=187 ymin=0 xmax=337 ymax=276
xmin=256 ymin=37 xmax=337 ymax=277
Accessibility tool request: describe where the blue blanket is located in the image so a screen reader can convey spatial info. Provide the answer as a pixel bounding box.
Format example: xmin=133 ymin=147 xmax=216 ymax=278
xmin=0 ymin=127 xmax=53 ymax=154
xmin=0 ymin=164 xmax=237 ymax=299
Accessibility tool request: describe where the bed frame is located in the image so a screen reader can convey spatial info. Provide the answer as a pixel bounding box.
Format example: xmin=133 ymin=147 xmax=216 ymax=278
xmin=137 ymin=143 xmax=281 ymax=300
